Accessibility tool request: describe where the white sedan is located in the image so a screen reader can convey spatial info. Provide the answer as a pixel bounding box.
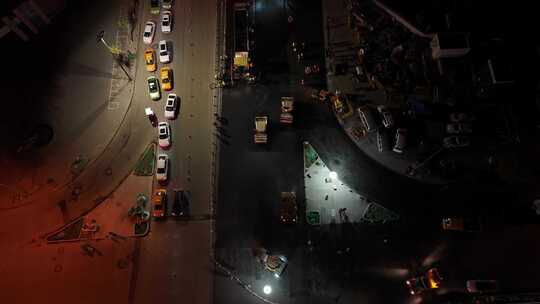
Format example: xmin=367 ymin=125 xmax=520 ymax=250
xmin=164 ymin=93 xmax=178 ymax=119
xmin=156 ymin=154 xmax=169 ymax=182
xmin=158 ymin=122 xmax=171 ymax=148
xmin=161 ymin=11 xmax=172 ymax=33
xmin=159 ymin=40 xmax=171 ymax=63
xmin=142 ymin=21 xmax=156 ymax=44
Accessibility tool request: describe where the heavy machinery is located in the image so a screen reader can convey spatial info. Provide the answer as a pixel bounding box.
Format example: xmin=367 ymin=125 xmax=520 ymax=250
xmin=254 ymin=115 xmax=268 ymax=144
xmin=280 ymin=97 xmax=294 ymax=124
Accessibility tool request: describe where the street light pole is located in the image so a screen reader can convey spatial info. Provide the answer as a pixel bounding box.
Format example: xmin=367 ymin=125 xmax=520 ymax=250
xmin=96 ymin=30 xmax=133 ymax=81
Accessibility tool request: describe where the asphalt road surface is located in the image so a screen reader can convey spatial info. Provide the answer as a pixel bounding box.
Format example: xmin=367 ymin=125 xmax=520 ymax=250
xmin=131 ymin=0 xmax=217 ymax=303
xmin=214 ymin=1 xmax=540 ymax=304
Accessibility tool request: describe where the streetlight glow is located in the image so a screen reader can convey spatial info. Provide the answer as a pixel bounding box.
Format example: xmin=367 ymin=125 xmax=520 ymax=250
xmin=263 ymin=285 xmax=272 ymax=295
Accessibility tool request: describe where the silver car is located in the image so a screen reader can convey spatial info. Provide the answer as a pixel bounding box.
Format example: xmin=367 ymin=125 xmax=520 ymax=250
xmin=156 ymin=154 xmax=169 ymax=182
xmin=164 ymin=94 xmax=177 ymax=119
xmin=159 ymin=40 xmax=171 ymax=63
xmin=142 ymin=21 xmax=156 ymax=44
xmin=158 ymin=122 xmax=171 ymax=148
xmin=393 ymin=128 xmax=407 ymax=153
xmin=377 ymin=105 xmax=394 ymax=128
xmin=161 ymin=11 xmax=172 ymax=33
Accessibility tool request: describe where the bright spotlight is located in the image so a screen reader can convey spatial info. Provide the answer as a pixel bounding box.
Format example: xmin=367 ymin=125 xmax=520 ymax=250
xmin=329 ymin=171 xmax=337 ymax=179
xmin=263 ymin=285 xmax=272 ymax=295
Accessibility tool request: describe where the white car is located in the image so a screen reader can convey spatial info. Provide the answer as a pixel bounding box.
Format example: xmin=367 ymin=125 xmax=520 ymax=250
xmin=446 ymin=123 xmax=472 ymax=134
xmin=161 ymin=11 xmax=172 ymax=33
xmin=156 ymin=154 xmax=169 ymax=182
xmin=164 ymin=93 xmax=178 ymax=119
xmin=147 ymin=76 xmax=161 ymax=100
xmin=142 ymin=21 xmax=156 ymax=44
xmin=393 ymin=128 xmax=407 ymax=153
xmin=377 ymin=105 xmax=394 ymax=128
xmin=159 ymin=40 xmax=171 ymax=63
xmin=162 ymin=0 xmax=173 ymax=9
xmin=443 ymin=136 xmax=470 ymax=148
xmin=158 ymin=122 xmax=171 ymax=148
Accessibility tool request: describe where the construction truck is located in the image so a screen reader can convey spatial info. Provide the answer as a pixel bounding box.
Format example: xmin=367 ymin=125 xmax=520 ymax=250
xmin=280 ymin=97 xmax=294 ymax=124
xmin=254 ymin=115 xmax=268 ymax=144
xmin=254 ymin=247 xmax=288 ymax=278
xmin=280 ymin=192 xmax=297 ymax=224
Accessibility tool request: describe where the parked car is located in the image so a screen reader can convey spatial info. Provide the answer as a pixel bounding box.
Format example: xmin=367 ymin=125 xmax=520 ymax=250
xmin=142 ymin=21 xmax=156 ymax=44
xmin=164 ymin=93 xmax=178 ymax=119
xmin=152 ymin=189 xmax=167 ymax=218
xmin=162 ymin=0 xmax=173 ymax=9
xmin=171 ymin=189 xmax=189 ymax=217
xmin=160 ymin=67 xmax=173 ymax=91
xmin=450 ymin=112 xmax=475 ymax=122
xmin=393 ymin=128 xmax=408 ymax=153
xmin=144 ymin=48 xmax=157 ymax=72
xmin=446 ymin=123 xmax=472 ymax=134
xmin=376 ymin=129 xmax=389 ymax=152
xmin=161 ymin=10 xmax=172 ymax=33
xmin=158 ymin=40 xmax=171 ymax=63
xmin=466 ymin=280 xmax=499 ymax=293
xmin=147 ymin=75 xmax=161 ymax=100
xmin=377 ymin=105 xmax=394 ymax=128
xmin=156 ymin=154 xmax=169 ymax=182
xmin=443 ymin=136 xmax=470 ymax=148
xmin=357 ymin=106 xmax=378 ymax=132
xmin=406 ymin=268 xmax=442 ymax=295
xmin=158 ymin=122 xmax=171 ymax=148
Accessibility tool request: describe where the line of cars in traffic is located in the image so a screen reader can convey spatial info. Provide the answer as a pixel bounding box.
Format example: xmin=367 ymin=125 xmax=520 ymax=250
xmin=143 ymin=1 xmax=189 ymax=220
xmin=142 ymin=3 xmax=177 ymax=184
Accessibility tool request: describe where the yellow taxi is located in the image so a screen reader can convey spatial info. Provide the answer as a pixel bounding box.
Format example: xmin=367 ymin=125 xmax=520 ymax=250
xmin=144 ymin=48 xmax=156 ymax=72
xmin=160 ymin=67 xmax=173 ymax=91
xmin=152 ymin=189 xmax=167 ymax=218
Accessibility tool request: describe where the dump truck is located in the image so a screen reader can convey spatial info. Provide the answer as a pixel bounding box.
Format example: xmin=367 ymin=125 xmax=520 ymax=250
xmin=280 ymin=192 xmax=297 ymax=224
xmin=254 ymin=115 xmax=268 ymax=144
xmin=280 ymin=97 xmax=294 ymax=124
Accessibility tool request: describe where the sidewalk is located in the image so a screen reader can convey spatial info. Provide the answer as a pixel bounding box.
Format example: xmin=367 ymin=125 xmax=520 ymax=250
xmin=0 ymin=0 xmax=155 ymax=257
xmin=0 ymin=171 xmax=154 ymax=304
xmin=45 ymin=172 xmax=154 ymax=243
xmin=0 ymin=0 xmax=141 ymax=209
xmin=321 ymin=0 xmax=447 ymax=184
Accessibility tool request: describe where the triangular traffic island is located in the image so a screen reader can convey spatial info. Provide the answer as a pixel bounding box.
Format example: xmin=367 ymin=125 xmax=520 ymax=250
xmin=303 ymin=141 xmax=398 ymax=226
xmin=46 ymin=217 xmax=85 ymax=243
xmin=134 ymin=143 xmax=156 ymax=176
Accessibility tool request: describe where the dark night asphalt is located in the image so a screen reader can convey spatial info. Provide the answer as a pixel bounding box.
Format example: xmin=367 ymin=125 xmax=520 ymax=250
xmin=214 ymin=1 xmax=540 ymax=304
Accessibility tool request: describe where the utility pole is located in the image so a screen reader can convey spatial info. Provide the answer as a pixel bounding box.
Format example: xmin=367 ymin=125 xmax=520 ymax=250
xmin=96 ymin=30 xmax=133 ymax=81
